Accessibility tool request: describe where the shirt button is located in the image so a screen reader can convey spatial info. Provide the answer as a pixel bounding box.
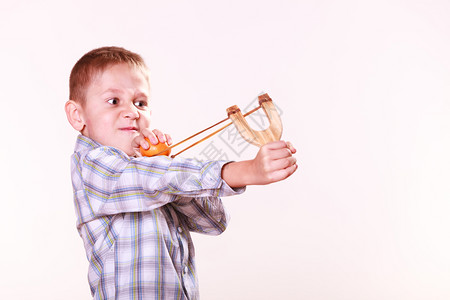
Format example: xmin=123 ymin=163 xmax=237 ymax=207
xmin=177 ymin=227 xmax=183 ymax=233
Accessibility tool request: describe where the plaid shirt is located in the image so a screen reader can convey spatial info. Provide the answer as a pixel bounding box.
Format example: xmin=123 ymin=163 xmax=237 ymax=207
xmin=70 ymin=135 xmax=245 ymax=299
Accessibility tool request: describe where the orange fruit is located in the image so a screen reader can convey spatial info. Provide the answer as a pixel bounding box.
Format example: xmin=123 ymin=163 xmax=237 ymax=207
xmin=140 ymin=138 xmax=172 ymax=157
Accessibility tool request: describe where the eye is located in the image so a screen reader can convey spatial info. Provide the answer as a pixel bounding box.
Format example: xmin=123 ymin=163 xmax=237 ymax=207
xmin=134 ymin=100 xmax=148 ymax=108
xmin=107 ymin=98 xmax=119 ymax=105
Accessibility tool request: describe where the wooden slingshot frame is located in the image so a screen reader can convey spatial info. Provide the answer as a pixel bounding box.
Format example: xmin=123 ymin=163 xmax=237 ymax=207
xmin=226 ymin=93 xmax=282 ymax=147
xmin=150 ymin=93 xmax=283 ymax=158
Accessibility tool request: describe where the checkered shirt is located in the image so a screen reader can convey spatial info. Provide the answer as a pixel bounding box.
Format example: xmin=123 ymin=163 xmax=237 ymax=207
xmin=70 ymin=135 xmax=244 ymax=299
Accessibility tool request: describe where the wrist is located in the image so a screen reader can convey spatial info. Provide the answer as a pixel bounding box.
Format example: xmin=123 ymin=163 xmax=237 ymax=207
xmin=221 ymin=160 xmax=255 ymax=188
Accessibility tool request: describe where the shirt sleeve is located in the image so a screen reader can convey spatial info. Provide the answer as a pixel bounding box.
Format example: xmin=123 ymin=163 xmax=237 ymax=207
xmin=172 ymin=180 xmax=244 ymax=235
xmin=176 ymin=197 xmax=229 ymax=235
xmin=72 ymin=146 xmax=244 ymax=223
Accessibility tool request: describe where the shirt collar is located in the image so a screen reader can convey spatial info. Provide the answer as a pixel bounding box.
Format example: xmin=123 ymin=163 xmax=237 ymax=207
xmin=74 ymin=134 xmax=103 ymax=153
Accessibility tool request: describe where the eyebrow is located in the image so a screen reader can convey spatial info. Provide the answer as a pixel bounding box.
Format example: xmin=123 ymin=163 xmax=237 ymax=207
xmin=101 ymin=88 xmax=124 ymax=96
xmin=101 ymin=88 xmax=148 ymax=98
xmin=134 ymin=91 xmax=149 ymax=98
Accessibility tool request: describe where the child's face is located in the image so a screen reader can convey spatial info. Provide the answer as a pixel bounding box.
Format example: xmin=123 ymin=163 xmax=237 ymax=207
xmin=79 ymin=63 xmax=151 ymax=156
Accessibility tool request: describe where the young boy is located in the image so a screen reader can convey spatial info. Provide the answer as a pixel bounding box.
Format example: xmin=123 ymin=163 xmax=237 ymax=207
xmin=65 ymin=46 xmax=297 ymax=299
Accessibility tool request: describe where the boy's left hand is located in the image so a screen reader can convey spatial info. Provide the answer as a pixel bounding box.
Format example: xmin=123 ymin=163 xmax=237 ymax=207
xmin=132 ymin=128 xmax=173 ymax=154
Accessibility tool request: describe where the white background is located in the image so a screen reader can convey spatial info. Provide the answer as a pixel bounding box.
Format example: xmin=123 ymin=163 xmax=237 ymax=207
xmin=1 ymin=1 xmax=449 ymax=299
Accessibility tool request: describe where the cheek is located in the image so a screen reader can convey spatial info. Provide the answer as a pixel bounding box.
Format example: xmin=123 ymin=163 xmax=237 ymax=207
xmin=86 ymin=118 xmax=103 ymax=130
xmin=139 ymin=112 xmax=151 ymax=127
xmin=86 ymin=116 xmax=110 ymax=134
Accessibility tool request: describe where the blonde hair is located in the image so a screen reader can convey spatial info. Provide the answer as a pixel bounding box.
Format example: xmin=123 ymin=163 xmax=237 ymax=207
xmin=69 ymin=46 xmax=149 ymax=104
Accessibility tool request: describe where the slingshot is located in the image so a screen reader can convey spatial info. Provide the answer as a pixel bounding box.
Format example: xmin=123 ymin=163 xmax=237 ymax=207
xmin=144 ymin=93 xmax=283 ymax=158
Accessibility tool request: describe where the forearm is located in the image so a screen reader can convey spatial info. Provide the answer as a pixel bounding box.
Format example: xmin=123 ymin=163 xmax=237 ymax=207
xmin=76 ymin=149 xmax=241 ymax=217
xmin=172 ymin=197 xmax=230 ymax=235
xmin=221 ymin=160 xmax=255 ymax=188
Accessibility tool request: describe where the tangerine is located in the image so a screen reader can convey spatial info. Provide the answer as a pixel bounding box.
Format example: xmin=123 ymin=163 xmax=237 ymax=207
xmin=140 ymin=138 xmax=172 ymax=157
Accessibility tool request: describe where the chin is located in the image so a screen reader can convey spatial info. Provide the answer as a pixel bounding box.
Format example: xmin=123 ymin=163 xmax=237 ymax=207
xmin=127 ymin=150 xmax=137 ymax=157
xmin=117 ymin=146 xmax=133 ymax=156
xmin=124 ymin=147 xmax=137 ymax=157
xmin=110 ymin=142 xmax=133 ymax=156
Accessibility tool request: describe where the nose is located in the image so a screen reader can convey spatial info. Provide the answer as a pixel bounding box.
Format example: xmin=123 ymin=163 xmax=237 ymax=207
xmin=121 ymin=103 xmax=139 ymax=119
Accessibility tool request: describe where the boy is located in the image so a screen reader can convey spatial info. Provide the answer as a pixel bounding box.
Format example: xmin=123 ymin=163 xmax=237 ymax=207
xmin=65 ymin=46 xmax=297 ymax=299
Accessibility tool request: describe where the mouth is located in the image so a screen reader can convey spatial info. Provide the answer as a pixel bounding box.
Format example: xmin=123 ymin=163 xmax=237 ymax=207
xmin=119 ymin=126 xmax=138 ymax=133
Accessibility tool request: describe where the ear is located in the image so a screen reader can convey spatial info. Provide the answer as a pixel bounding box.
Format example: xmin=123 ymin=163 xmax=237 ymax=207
xmin=65 ymin=100 xmax=85 ymax=131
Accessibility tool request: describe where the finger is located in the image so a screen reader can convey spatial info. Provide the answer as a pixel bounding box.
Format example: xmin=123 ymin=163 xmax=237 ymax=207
xmin=264 ymin=140 xmax=297 ymax=154
xmin=270 ymin=163 xmax=298 ymax=182
xmin=140 ymin=138 xmax=150 ymax=149
xmin=267 ymin=147 xmax=294 ymax=160
xmin=283 ymin=163 xmax=298 ymax=179
xmin=165 ymin=133 xmax=173 ymax=146
xmin=152 ymin=129 xmax=166 ymax=143
xmin=131 ymin=135 xmax=148 ymax=149
xmin=141 ymin=129 xmax=159 ymax=145
xmin=263 ymin=140 xmax=288 ymax=150
xmin=140 ymin=128 xmax=158 ymax=144
xmin=271 ymin=156 xmax=297 ymax=171
xmin=131 ymin=138 xmax=139 ymax=149
xmin=133 ymin=148 xmax=143 ymax=157
xmin=286 ymin=141 xmax=297 ymax=154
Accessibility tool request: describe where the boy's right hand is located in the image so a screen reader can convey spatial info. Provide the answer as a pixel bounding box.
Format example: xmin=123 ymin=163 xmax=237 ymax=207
xmin=132 ymin=128 xmax=173 ymax=155
xmin=221 ymin=140 xmax=298 ymax=188
xmin=249 ymin=140 xmax=298 ymax=185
